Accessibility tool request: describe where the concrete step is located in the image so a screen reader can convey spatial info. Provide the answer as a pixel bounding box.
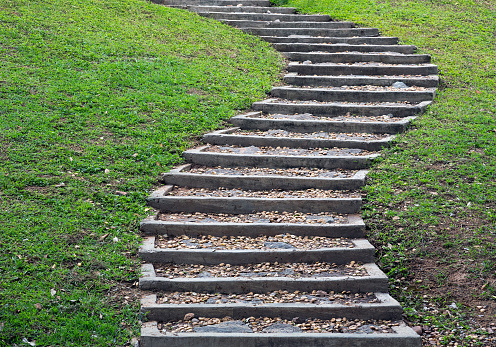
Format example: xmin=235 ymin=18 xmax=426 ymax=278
xmin=231 ymin=112 xmax=415 ymax=134
xmin=275 ymin=43 xmax=415 ymax=54
xmin=270 ymin=86 xmax=435 ymax=103
xmin=147 ymin=185 xmax=362 ymax=214
xmin=262 ymin=35 xmax=399 ymax=45
xmin=197 ymin=12 xmax=332 ymax=22
xmin=284 ymin=74 xmax=440 ymax=88
xmin=140 ymin=214 xmax=366 ymax=239
xmin=242 ymin=27 xmax=380 ymax=37
xmin=183 ymin=145 xmax=379 ymax=170
xmin=204 ymin=127 xmax=394 ymax=151
xmin=252 ymin=99 xmax=432 ymax=117
xmin=220 ymin=19 xmax=355 ymax=29
xmin=141 ymin=292 xmax=404 ymax=321
xmin=162 ymin=164 xmax=369 ymax=191
xmin=155 ymin=0 xmax=271 ymax=6
xmin=282 ymin=52 xmax=431 ymax=64
xmin=287 ymin=62 xmax=438 ymax=76
xmin=141 ymin=319 xmax=420 ymax=347
xmin=189 ymin=5 xmax=297 ymax=14
xmin=140 ymin=236 xmax=375 ymax=264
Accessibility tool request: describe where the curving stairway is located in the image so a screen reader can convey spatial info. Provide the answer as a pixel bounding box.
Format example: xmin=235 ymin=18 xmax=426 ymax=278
xmin=139 ymin=1 xmax=437 ymax=346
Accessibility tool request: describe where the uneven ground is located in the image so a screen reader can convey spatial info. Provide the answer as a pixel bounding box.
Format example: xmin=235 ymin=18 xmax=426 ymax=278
xmin=276 ymin=0 xmax=496 ymax=345
xmin=0 ymin=0 xmax=283 ymax=345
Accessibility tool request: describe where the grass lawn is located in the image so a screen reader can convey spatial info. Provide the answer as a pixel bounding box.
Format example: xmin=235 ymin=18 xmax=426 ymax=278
xmin=277 ymin=0 xmax=496 ymax=344
xmin=0 ymin=0 xmax=283 ymax=345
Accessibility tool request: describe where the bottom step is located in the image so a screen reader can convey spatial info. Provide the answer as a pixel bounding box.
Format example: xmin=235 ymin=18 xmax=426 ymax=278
xmin=141 ymin=320 xmax=421 ymax=347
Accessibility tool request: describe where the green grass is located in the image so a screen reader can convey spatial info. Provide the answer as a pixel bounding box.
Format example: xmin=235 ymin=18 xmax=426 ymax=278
xmin=0 ymin=0 xmax=284 ymax=345
xmin=277 ymin=0 xmax=496 ymax=343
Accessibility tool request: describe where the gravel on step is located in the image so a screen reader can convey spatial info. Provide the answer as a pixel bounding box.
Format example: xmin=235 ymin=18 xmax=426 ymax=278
xmin=155 ymin=234 xmax=355 ymax=250
xmin=253 ymin=113 xmax=405 ymax=123
xmin=154 ymin=261 xmax=367 ymax=279
xmin=295 ymin=62 xmax=423 ymax=67
xmin=188 ymin=165 xmax=358 ymax=178
xmin=205 ymin=145 xmax=370 ymax=156
xmin=265 ymin=98 xmax=414 ymax=105
xmin=291 ymin=85 xmax=434 ymax=91
xmin=232 ymin=129 xmax=389 ymax=140
xmin=166 ymin=187 xmax=360 ymax=199
xmin=156 ymin=290 xmax=378 ymax=305
xmin=157 ymin=316 xmax=398 ymax=334
xmin=157 ymin=211 xmax=347 ymax=224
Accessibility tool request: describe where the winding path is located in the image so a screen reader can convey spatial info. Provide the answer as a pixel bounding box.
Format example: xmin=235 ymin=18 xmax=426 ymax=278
xmin=138 ymin=1 xmax=437 ymax=346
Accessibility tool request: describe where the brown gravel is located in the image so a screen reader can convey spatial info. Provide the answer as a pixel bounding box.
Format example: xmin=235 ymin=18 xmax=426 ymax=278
xmin=156 ymin=290 xmax=378 ymax=305
xmin=157 ymin=211 xmax=347 ymax=224
xmin=232 ymin=129 xmax=388 ymax=140
xmin=205 ymin=145 xmax=370 ymax=156
xmin=292 ymin=85 xmax=434 ymax=92
xmin=265 ymin=98 xmax=414 ymax=106
xmin=253 ymin=113 xmax=405 ymax=123
xmin=295 ymin=62 xmax=422 ymax=66
xmin=157 ymin=316 xmax=398 ymax=334
xmin=188 ymin=166 xmax=358 ymax=178
xmin=155 ymin=234 xmax=355 ymax=250
xmin=166 ymin=187 xmax=360 ymax=199
xmin=154 ymin=261 xmax=367 ymax=279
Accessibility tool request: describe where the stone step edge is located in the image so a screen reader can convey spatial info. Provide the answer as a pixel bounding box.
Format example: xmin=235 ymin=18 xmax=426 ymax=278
xmin=183 ymin=145 xmax=379 ymax=170
xmin=269 ymin=87 xmax=435 ymax=103
xmin=281 ymin=52 xmax=431 ymax=65
xmin=162 ymin=163 xmax=368 ymax=190
xmin=252 ymin=99 xmax=432 ymax=118
xmin=140 ymin=214 xmax=366 ymax=238
xmin=260 ymin=36 xmax=400 ymax=45
xmin=219 ymin=19 xmax=355 ymax=28
xmin=283 ymin=74 xmax=439 ymax=88
xmin=231 ymin=112 xmax=416 ymax=134
xmin=147 ymin=185 xmax=362 ymax=214
xmin=188 ymin=6 xmax=298 ymax=13
xmin=197 ymin=12 xmax=332 ymax=21
xmin=273 ymin=43 xmax=416 ymax=52
xmin=140 ymin=321 xmax=421 ymax=347
xmin=140 ymin=292 xmax=403 ymax=321
xmin=139 ymin=236 xmax=375 ymax=264
xmin=204 ymin=127 xmax=394 ymax=151
xmin=139 ymin=263 xmax=389 ymax=293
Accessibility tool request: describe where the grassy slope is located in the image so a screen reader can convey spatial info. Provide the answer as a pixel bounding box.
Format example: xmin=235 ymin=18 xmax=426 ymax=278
xmin=279 ymin=0 xmax=496 ymax=343
xmin=0 ymin=0 xmax=283 ymax=345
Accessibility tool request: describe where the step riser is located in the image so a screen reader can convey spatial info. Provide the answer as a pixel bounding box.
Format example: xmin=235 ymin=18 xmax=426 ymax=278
xmin=222 ymin=20 xmax=354 ymax=29
xmin=275 ymin=44 xmax=415 ymax=54
xmin=140 ymin=248 xmax=374 ymax=265
xmin=252 ymin=101 xmax=429 ymax=117
xmin=288 ymin=64 xmax=438 ymax=76
xmin=204 ymin=133 xmax=391 ymax=151
xmin=283 ymin=53 xmax=430 ymax=64
xmin=231 ymin=116 xmax=411 ymax=134
xmin=148 ymin=197 xmax=362 ymax=214
xmin=198 ymin=12 xmax=332 ymax=22
xmin=140 ymin=277 xmax=389 ymax=293
xmin=184 ymin=152 xmax=376 ymax=170
xmin=157 ymin=0 xmax=271 ymax=6
xmin=190 ymin=6 xmax=297 ymax=14
xmin=163 ymin=173 xmax=367 ymax=191
xmin=141 ymin=220 xmax=366 ymax=238
xmin=270 ymin=88 xmax=434 ymax=103
xmin=243 ymin=28 xmax=379 ymax=37
xmin=284 ymin=75 xmax=439 ymax=88
xmin=142 ymin=304 xmax=402 ymax=321
xmin=262 ymin=36 xmax=399 ymax=45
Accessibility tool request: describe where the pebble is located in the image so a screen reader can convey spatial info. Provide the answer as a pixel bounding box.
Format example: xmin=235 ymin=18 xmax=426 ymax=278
xmin=167 ymin=187 xmax=360 ymax=199
xmin=158 ymin=211 xmax=347 ymax=224
xmin=156 ymin=234 xmax=355 ymax=250
xmin=154 ymin=261 xmax=367 ymax=279
xmin=157 ymin=316 xmax=399 ymax=334
xmin=157 ymin=290 xmax=378 ymax=305
xmin=188 ymin=165 xmax=358 ymax=178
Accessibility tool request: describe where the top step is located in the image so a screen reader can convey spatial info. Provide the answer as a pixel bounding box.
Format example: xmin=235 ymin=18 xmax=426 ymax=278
xmin=189 ymin=5 xmax=297 ymax=14
xmin=153 ymin=0 xmax=272 ymax=7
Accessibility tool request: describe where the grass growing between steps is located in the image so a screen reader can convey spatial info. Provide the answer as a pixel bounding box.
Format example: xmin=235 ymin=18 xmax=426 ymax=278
xmin=276 ymin=0 xmax=496 ymax=344
xmin=0 ymin=0 xmax=284 ymax=345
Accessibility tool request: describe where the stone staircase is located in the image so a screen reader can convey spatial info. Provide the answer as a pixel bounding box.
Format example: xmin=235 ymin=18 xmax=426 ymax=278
xmin=139 ymin=0 xmax=438 ymax=345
